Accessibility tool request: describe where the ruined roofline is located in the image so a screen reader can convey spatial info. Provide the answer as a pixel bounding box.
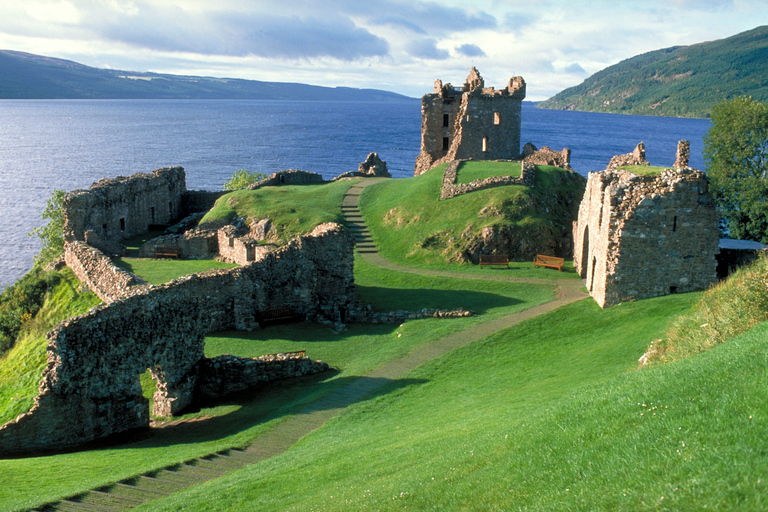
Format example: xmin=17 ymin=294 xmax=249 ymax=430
xmin=431 ymin=69 xmax=526 ymax=100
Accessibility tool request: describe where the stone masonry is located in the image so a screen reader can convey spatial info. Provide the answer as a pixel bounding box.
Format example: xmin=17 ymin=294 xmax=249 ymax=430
xmin=414 ymin=67 xmax=526 ymax=176
xmin=0 ymin=223 xmax=353 ymax=455
xmin=573 ymin=155 xmax=720 ymax=308
xmin=439 ymin=160 xmax=536 ymax=200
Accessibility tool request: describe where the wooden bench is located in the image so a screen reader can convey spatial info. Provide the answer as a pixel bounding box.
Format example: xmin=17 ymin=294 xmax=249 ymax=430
xmin=154 ymin=246 xmax=182 ymax=259
xmin=534 ymin=254 xmax=565 ymax=271
xmin=479 ymin=254 xmax=509 ymax=268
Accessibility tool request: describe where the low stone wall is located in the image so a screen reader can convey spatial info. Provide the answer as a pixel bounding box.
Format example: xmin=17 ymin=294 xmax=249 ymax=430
xmin=440 ymin=160 xmax=535 ymax=200
xmin=139 ymin=230 xmax=219 ymax=260
xmin=607 ymin=142 xmax=648 ymax=170
xmin=182 ymin=190 xmax=227 ymax=217
xmin=521 ymin=143 xmax=572 ymax=169
xmin=196 ymin=353 xmax=330 ymax=400
xmin=64 ymin=241 xmax=147 ymax=303
xmin=216 ymin=225 xmax=274 ymax=265
xmin=0 ymin=223 xmax=354 ymax=456
xmin=346 ymin=306 xmax=473 ymax=325
xmin=247 ymin=169 xmax=325 ymax=190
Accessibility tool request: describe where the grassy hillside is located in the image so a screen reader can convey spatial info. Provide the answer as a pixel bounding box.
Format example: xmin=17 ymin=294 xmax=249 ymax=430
xmin=0 ymin=253 xmax=555 ymax=511
xmin=0 ymin=50 xmax=410 ymax=101
xmin=131 ymin=291 xmax=768 ymax=511
xmin=539 ymin=25 xmax=768 ymax=118
xmin=0 ymin=269 xmax=100 ymax=426
xmin=199 ymin=179 xmax=355 ymax=244
xmin=359 ymin=161 xmax=585 ymax=264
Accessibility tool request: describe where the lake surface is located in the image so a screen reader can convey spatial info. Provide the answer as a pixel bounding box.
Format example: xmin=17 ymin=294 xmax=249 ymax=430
xmin=0 ymin=99 xmax=711 ymax=288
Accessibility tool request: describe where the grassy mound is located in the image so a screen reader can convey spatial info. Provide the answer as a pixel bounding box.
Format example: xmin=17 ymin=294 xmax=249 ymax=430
xmin=359 ymin=162 xmax=585 ymax=265
xmin=645 ymin=254 xmax=768 ymax=364
xmin=198 ymin=179 xmax=356 ymax=244
xmin=0 ymin=269 xmax=100 ymax=426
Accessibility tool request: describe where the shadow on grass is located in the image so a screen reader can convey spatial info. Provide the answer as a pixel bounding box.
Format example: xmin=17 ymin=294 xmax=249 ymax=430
xmin=78 ymin=372 xmax=428 ymax=453
xmin=355 ymin=285 xmax=521 ymax=314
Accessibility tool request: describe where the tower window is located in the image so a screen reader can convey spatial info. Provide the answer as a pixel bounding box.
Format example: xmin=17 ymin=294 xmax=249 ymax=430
xmin=443 ymin=113 xmax=450 ymax=127
xmin=119 ymin=218 xmax=126 ymax=231
xmin=673 ymin=216 xmax=678 ymax=232
xmin=482 ymin=137 xmax=489 ymax=152
xmin=443 ymin=137 xmax=450 ymax=151
xmin=494 ymin=112 xmax=501 ymax=125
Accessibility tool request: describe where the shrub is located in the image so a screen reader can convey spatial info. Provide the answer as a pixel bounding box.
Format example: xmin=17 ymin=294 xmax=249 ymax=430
xmin=0 ymin=270 xmax=60 ymax=356
xmin=223 ymin=169 xmax=268 ymax=191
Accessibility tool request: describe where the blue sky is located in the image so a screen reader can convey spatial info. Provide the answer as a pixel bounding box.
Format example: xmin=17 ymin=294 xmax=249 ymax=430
xmin=0 ymin=0 xmax=764 ymax=99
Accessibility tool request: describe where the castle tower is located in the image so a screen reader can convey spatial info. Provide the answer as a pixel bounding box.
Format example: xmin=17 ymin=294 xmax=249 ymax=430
xmin=414 ymin=68 xmax=526 ymax=176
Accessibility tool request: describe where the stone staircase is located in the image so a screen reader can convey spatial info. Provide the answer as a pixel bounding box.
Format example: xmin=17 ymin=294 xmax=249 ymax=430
xmin=341 ymin=181 xmax=384 ymax=255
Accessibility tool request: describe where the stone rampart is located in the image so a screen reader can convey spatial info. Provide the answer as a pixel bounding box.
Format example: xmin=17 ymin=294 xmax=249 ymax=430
xmin=574 ymin=163 xmax=719 ymax=308
xmin=64 ymin=241 xmax=147 ymax=302
xmin=63 ymin=167 xmax=187 ymax=247
xmin=439 ymin=160 xmax=535 ymax=200
xmin=0 ymin=223 xmax=353 ymax=455
xmin=247 ymin=169 xmax=325 ymax=190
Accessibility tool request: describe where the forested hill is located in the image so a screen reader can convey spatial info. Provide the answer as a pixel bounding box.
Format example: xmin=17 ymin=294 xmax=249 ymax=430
xmin=0 ymin=50 xmax=409 ymax=101
xmin=538 ymin=25 xmax=768 ymax=118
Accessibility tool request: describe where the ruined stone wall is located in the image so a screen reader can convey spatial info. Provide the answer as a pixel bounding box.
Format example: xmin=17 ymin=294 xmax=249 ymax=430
xmin=182 ymin=190 xmax=227 ymax=217
xmin=574 ymin=168 xmax=720 ymax=308
xmin=247 ymin=169 xmax=325 ymax=190
xmin=216 ymin=225 xmax=273 ymax=265
xmin=439 ymin=160 xmax=535 ymax=200
xmin=63 ymin=167 xmax=187 ymax=246
xmin=139 ymin=230 xmax=219 ymax=260
xmin=65 ymin=241 xmax=147 ymax=303
xmin=0 ymin=223 xmax=354 ymax=455
xmin=414 ymin=68 xmax=526 ymax=176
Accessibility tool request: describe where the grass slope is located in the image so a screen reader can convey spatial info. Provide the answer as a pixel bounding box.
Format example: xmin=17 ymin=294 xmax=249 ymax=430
xmin=539 ymin=25 xmax=768 ymax=118
xmin=199 ymin=179 xmax=356 ymax=244
xmin=0 ymin=255 xmax=553 ymax=511
xmin=0 ymin=269 xmax=100 ymax=426
xmin=359 ymin=162 xmax=584 ymax=265
xmin=137 ymin=292 xmax=750 ymax=511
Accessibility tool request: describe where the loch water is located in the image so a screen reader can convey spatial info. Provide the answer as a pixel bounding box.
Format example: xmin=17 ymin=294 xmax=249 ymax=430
xmin=0 ymin=99 xmax=711 ymax=288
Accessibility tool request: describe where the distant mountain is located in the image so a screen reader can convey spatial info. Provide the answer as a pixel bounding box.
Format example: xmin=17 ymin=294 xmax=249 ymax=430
xmin=0 ymin=50 xmax=410 ymax=101
xmin=538 ymin=25 xmax=768 ymax=118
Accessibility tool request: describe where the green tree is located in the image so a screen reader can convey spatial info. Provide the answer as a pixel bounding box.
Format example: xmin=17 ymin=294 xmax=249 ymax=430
xmin=29 ymin=189 xmax=66 ymax=267
xmin=704 ymin=96 xmax=768 ymax=242
xmin=223 ymin=169 xmax=267 ymax=191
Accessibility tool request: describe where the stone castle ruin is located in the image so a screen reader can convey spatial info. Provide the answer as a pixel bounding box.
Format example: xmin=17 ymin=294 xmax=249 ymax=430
xmin=573 ymin=142 xmax=719 ymax=308
xmin=414 ymin=67 xmax=526 ymax=176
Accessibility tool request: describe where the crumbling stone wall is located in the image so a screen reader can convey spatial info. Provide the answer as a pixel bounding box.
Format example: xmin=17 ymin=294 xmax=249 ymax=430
xmin=65 ymin=241 xmax=147 ymax=302
xmin=62 ymin=167 xmax=187 ymax=250
xmin=414 ymin=67 xmax=526 ymax=176
xmin=573 ymin=164 xmax=720 ymax=308
xmin=139 ymin=229 xmax=219 ymax=260
xmin=247 ymin=169 xmax=325 ymax=190
xmin=439 ymin=160 xmax=536 ymax=200
xmin=674 ymin=140 xmax=690 ymax=169
xmin=607 ymin=142 xmax=648 ymax=170
xmin=521 ymin=143 xmax=572 ymax=170
xmin=216 ymin=225 xmax=274 ymax=265
xmin=334 ymin=152 xmax=392 ymax=180
xmin=0 ymin=223 xmax=353 ymax=455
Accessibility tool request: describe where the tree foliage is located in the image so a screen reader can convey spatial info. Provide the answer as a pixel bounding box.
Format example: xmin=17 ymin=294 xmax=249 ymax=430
xmin=0 ymin=269 xmax=59 ymax=356
xmin=223 ymin=169 xmax=268 ymax=191
xmin=29 ymin=189 xmax=66 ymax=267
xmin=704 ymin=96 xmax=768 ymax=242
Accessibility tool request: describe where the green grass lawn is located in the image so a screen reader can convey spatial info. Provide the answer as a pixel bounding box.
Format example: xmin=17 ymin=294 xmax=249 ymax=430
xmin=618 ymin=164 xmax=668 ymax=176
xmin=133 ymin=291 xmax=762 ymax=512
xmin=358 ymin=162 xmax=584 ymax=266
xmin=0 ymin=253 xmax=555 ymax=511
xmin=455 ymin=160 xmax=522 ymax=184
xmin=114 ymin=258 xmax=239 ymax=285
xmin=198 ymin=179 xmax=357 ymax=244
xmin=0 ymin=269 xmax=101 ymax=426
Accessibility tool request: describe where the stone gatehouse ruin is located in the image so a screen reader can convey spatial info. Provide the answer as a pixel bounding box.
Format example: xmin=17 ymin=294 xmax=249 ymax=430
xmin=573 ymin=144 xmax=719 ymax=308
xmin=414 ymin=67 xmax=526 ymax=176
